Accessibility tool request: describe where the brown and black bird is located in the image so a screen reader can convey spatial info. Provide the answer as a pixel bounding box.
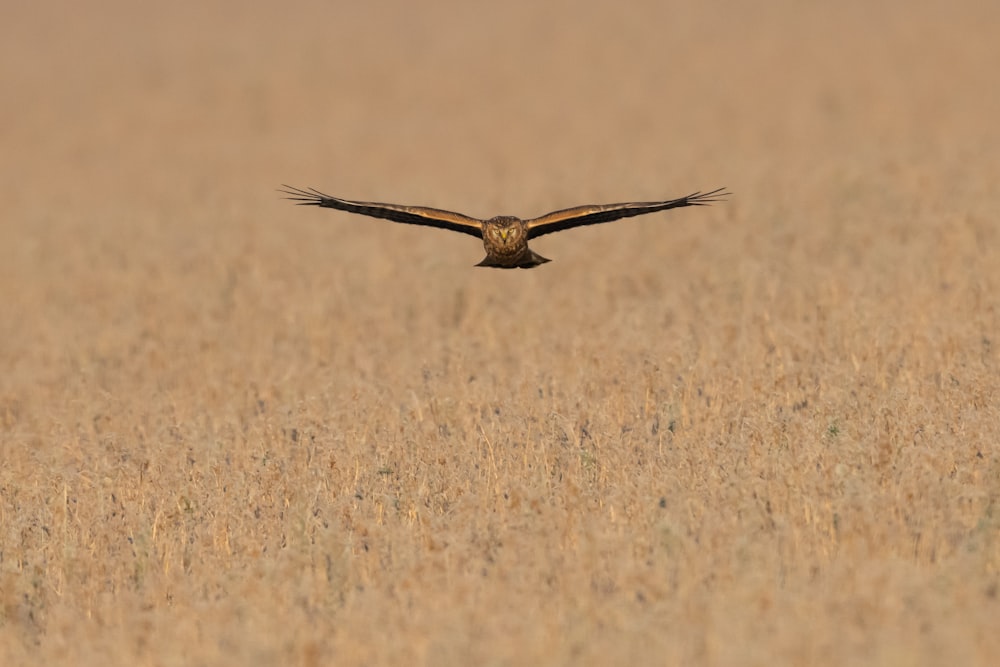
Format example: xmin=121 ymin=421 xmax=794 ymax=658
xmin=280 ymin=185 xmax=729 ymax=269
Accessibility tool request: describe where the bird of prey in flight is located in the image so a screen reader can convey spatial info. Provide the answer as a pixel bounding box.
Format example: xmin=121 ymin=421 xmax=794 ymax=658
xmin=280 ymin=185 xmax=729 ymax=268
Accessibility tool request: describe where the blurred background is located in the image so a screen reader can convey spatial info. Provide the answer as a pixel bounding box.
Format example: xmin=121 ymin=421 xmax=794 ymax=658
xmin=2 ymin=1 xmax=998 ymax=664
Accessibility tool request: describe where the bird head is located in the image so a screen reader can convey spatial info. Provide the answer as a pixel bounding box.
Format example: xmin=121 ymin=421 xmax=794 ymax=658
xmin=485 ymin=217 xmax=525 ymax=250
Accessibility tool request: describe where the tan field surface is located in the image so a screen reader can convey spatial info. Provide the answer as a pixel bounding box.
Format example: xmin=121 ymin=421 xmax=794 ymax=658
xmin=2 ymin=0 xmax=998 ymax=664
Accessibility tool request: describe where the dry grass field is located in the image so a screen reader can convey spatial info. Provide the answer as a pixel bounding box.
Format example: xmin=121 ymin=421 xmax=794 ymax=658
xmin=2 ymin=1 xmax=999 ymax=664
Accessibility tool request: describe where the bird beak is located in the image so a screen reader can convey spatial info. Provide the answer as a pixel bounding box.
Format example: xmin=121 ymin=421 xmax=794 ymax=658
xmin=500 ymin=229 xmax=509 ymax=241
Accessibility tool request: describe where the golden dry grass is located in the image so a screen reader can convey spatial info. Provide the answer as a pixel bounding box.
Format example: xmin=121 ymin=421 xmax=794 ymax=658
xmin=2 ymin=1 xmax=999 ymax=665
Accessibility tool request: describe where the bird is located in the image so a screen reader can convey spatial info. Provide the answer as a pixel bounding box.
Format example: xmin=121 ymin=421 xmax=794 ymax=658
xmin=279 ymin=185 xmax=729 ymax=269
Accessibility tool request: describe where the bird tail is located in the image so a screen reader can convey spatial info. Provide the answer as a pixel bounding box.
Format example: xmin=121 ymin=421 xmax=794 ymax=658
xmin=474 ymin=250 xmax=551 ymax=269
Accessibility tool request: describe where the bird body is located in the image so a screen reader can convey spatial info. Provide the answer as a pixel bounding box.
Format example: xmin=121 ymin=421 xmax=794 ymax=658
xmin=475 ymin=216 xmax=546 ymax=268
xmin=280 ymin=185 xmax=728 ymax=268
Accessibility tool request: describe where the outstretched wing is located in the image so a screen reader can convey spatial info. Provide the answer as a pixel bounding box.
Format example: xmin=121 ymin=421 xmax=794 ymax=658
xmin=280 ymin=185 xmax=484 ymax=239
xmin=525 ymin=188 xmax=729 ymax=239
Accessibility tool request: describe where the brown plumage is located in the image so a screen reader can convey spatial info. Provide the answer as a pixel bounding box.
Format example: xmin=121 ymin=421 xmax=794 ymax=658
xmin=279 ymin=185 xmax=729 ymax=269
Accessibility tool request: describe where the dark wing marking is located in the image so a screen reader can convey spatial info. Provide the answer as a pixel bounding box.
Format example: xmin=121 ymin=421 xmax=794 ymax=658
xmin=279 ymin=185 xmax=484 ymax=239
xmin=525 ymin=188 xmax=729 ymax=239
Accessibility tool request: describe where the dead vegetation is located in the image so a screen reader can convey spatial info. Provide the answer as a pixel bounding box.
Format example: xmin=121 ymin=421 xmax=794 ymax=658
xmin=2 ymin=1 xmax=998 ymax=665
